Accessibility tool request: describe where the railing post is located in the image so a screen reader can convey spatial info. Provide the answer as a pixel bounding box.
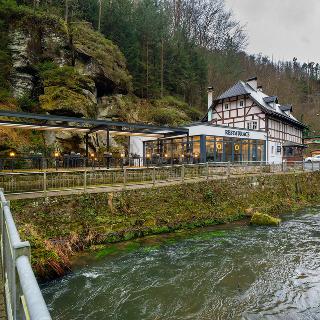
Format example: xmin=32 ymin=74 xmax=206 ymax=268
xmin=14 ymin=240 xmax=31 ymax=317
xmin=123 ymin=168 xmax=127 ymax=189
xmin=84 ymin=168 xmax=87 ymax=193
xmin=206 ymin=162 xmax=209 ymax=181
xmin=152 ymin=167 xmax=156 ymax=185
xmin=43 ymin=171 xmax=47 ymax=198
xmin=0 ymin=192 xmax=3 ymax=263
xmin=227 ymin=161 xmax=231 ymax=178
xmin=181 ymin=164 xmax=185 ymax=182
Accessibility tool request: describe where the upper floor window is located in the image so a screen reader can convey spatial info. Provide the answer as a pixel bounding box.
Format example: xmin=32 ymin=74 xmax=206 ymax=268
xmin=240 ymin=100 xmax=244 ymax=107
xmin=224 ymin=103 xmax=229 ymax=110
xmin=247 ymin=121 xmax=258 ymax=130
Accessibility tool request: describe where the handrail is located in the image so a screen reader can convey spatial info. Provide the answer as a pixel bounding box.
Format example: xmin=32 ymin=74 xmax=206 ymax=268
xmin=0 ymin=189 xmax=51 ymax=320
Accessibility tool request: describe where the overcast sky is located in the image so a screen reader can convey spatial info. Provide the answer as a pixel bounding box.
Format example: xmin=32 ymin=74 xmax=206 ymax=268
xmin=224 ymin=0 xmax=320 ymax=64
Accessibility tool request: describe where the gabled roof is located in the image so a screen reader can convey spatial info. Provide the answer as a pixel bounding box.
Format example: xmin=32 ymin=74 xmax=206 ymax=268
xmin=212 ymin=80 xmax=306 ymax=129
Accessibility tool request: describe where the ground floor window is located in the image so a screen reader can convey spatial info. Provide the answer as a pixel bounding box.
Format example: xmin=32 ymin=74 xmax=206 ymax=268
xmin=144 ymin=135 xmax=266 ymax=164
xmin=205 ymin=137 xmax=265 ymax=163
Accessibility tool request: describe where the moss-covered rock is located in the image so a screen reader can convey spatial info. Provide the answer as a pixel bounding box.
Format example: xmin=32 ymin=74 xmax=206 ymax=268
xmin=250 ymin=212 xmax=281 ymax=226
xmin=39 ymin=64 xmax=96 ymax=117
xmin=97 ymin=94 xmax=201 ymax=126
xmin=71 ymin=22 xmax=132 ymax=94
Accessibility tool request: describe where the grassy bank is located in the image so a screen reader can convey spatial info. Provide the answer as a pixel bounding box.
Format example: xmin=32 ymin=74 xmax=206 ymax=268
xmin=11 ymin=172 xmax=320 ymax=279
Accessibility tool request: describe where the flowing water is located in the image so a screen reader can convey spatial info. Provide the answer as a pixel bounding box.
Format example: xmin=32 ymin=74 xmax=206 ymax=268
xmin=42 ymin=207 xmax=320 ymax=320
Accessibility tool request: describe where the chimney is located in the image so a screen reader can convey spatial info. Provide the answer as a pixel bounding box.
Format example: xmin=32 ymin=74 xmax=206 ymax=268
xmin=247 ymin=77 xmax=258 ymax=90
xmin=257 ymin=85 xmax=263 ymax=92
xmin=207 ymin=86 xmax=214 ymax=110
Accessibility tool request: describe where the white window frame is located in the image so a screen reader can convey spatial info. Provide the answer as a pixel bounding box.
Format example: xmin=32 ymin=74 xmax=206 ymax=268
xmin=239 ymin=100 xmax=244 ymax=107
xmin=224 ymin=103 xmax=229 ymax=110
xmin=246 ymin=120 xmax=258 ymax=130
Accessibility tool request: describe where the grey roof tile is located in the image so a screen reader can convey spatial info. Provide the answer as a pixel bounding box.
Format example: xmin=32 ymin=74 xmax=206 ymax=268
xmin=217 ymin=81 xmax=251 ymax=100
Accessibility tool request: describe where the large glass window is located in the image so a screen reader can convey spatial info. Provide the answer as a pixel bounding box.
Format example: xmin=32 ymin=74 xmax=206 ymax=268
xmin=206 ymin=137 xmax=215 ymax=162
xmin=257 ymin=141 xmax=265 ymax=162
xmin=193 ymin=137 xmax=201 ymax=159
xmin=215 ymin=138 xmax=223 ymax=162
xmin=242 ymin=140 xmax=249 ymax=162
xmin=250 ymin=141 xmax=258 ymax=162
xmin=224 ymin=138 xmax=233 ymax=162
xmin=234 ymin=139 xmax=241 ymax=162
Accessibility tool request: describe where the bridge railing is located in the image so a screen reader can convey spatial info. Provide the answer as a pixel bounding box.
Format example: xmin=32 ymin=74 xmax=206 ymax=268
xmin=0 ymin=190 xmax=51 ymax=320
xmin=0 ymin=161 xmax=316 ymax=195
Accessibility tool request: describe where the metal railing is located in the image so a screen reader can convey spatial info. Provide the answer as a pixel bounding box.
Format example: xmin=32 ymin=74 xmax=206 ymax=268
xmin=0 ymin=190 xmax=51 ymax=319
xmin=0 ymin=161 xmax=317 ymax=195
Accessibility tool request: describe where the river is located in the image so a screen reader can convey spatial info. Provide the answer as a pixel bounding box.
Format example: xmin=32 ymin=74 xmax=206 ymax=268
xmin=41 ymin=206 xmax=320 ymax=320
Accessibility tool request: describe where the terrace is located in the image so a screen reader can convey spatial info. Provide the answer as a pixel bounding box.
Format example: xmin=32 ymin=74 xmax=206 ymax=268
xmin=0 ymin=110 xmax=189 ymax=171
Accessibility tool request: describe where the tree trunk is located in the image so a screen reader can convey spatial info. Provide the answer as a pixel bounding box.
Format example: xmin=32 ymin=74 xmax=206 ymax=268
xmin=98 ymin=0 xmax=102 ymax=32
xmin=146 ymin=40 xmax=149 ymax=98
xmin=65 ymin=0 xmax=69 ymax=23
xmin=160 ymin=37 xmax=164 ymax=98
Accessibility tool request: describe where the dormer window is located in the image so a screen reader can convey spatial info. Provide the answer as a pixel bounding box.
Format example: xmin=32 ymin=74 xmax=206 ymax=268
xmin=240 ymin=100 xmax=244 ymax=107
xmin=224 ymin=103 xmax=229 ymax=110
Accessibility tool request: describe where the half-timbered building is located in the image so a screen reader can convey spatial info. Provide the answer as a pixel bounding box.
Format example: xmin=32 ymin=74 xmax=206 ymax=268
xmin=207 ymin=77 xmax=306 ymax=163
xmin=129 ymin=77 xmax=305 ymax=165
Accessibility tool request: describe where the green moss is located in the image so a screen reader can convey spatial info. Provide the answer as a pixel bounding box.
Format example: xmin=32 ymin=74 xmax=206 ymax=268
xmin=96 ymin=246 xmax=118 ymax=259
xmin=250 ymin=212 xmax=281 ymax=226
xmin=123 ymin=242 xmax=140 ymax=252
xmin=148 ymin=107 xmax=189 ymax=126
xmin=38 ymin=65 xmax=96 ymax=116
xmin=154 ymin=96 xmax=202 ymax=122
xmin=71 ymin=22 xmax=132 ymax=93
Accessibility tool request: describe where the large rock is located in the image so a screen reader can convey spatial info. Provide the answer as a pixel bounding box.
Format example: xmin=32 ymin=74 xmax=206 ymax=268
xmin=8 ymin=13 xmax=70 ymax=98
xmin=71 ymin=23 xmax=133 ymax=95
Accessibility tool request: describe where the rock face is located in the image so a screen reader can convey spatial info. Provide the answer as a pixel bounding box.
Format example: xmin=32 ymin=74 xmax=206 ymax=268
xmin=4 ymin=8 xmax=133 ymax=153
xmin=8 ymin=29 xmax=34 ymax=98
xmin=8 ymin=14 xmax=71 ymax=98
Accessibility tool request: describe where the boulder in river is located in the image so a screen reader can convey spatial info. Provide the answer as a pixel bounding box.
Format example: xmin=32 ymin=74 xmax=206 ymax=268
xmin=250 ymin=212 xmax=281 ymax=226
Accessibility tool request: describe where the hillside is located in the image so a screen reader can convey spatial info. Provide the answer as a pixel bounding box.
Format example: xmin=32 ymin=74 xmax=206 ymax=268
xmin=0 ymin=1 xmax=201 ymax=154
xmin=0 ymin=0 xmax=319 ymax=155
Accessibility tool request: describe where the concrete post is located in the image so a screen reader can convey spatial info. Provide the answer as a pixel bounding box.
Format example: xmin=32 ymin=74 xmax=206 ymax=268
xmin=181 ymin=164 xmax=185 ymax=182
xmin=227 ymin=161 xmax=231 ymax=178
xmin=84 ymin=169 xmax=87 ymax=193
xmin=43 ymin=172 xmax=47 ymax=198
xmin=206 ymin=162 xmax=209 ymax=181
xmin=152 ymin=167 xmax=156 ymax=185
xmin=123 ymin=168 xmax=127 ymax=189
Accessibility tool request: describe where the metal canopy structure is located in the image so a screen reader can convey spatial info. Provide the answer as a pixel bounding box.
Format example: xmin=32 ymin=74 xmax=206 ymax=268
xmin=0 ymin=110 xmax=188 ymax=137
xmin=0 ymin=110 xmax=189 ymax=159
